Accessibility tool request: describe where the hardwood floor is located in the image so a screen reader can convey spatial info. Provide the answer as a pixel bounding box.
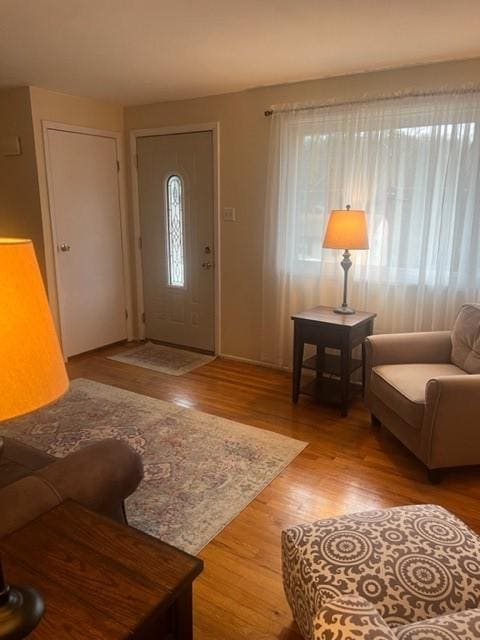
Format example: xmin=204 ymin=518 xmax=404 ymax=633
xmin=67 ymin=344 xmax=480 ymax=640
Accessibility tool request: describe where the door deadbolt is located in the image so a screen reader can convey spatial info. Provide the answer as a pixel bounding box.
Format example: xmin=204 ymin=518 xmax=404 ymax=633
xmin=59 ymin=243 xmax=71 ymax=252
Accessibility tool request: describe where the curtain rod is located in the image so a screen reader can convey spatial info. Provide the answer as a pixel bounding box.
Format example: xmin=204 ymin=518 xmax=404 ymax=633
xmin=263 ymin=86 xmax=480 ymax=117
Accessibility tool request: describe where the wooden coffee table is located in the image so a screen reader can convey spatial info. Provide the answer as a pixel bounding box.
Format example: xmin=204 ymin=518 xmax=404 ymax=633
xmin=0 ymin=500 xmax=203 ymax=639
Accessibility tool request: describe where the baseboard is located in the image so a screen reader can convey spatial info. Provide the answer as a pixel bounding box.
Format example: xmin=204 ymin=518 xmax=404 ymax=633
xmin=218 ymin=351 xmax=289 ymax=372
xmin=124 ymin=339 xmax=288 ymax=371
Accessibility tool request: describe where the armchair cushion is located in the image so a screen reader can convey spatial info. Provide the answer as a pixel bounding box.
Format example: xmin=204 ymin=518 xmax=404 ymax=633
xmin=0 ymin=475 xmax=61 ymax=538
xmin=0 ymin=437 xmax=54 ymax=488
xmin=395 ymin=608 xmax=480 ymax=640
xmin=371 ymin=363 xmax=465 ymax=429
xmin=315 ymin=600 xmax=480 ymax=640
xmin=314 ymin=595 xmax=397 ymax=640
xmin=451 ymin=303 xmax=480 ymax=374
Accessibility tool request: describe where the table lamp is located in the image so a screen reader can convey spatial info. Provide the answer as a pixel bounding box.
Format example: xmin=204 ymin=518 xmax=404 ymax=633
xmin=322 ymin=205 xmax=369 ymax=314
xmin=0 ymin=238 xmax=68 ymax=639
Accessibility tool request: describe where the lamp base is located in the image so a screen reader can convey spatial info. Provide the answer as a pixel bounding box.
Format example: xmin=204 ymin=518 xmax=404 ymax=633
xmin=0 ymin=585 xmax=44 ymax=640
xmin=334 ymin=305 xmax=356 ymax=315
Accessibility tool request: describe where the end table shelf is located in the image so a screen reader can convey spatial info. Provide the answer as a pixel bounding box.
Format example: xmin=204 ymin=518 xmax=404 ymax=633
xmin=302 ymin=353 xmax=363 ymax=376
xmin=292 ymin=305 xmax=376 ymax=417
xmin=301 ymin=377 xmax=363 ymax=404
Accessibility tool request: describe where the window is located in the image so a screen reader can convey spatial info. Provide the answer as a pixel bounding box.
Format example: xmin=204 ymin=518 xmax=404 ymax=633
xmin=295 ymin=121 xmax=477 ymax=285
xmin=262 ymin=92 xmax=480 ymax=364
xmin=166 ymin=175 xmax=185 ymax=288
xmin=266 ymin=93 xmax=480 ymax=288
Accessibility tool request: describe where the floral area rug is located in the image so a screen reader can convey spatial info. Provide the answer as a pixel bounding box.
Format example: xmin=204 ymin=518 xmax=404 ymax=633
xmin=108 ymin=341 xmax=215 ymax=376
xmin=2 ymin=378 xmax=307 ymax=554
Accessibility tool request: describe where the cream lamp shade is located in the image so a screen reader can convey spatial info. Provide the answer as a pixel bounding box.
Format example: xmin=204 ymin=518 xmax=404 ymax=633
xmin=0 ymin=238 xmax=68 ymax=421
xmin=323 ymin=207 xmax=369 ymax=250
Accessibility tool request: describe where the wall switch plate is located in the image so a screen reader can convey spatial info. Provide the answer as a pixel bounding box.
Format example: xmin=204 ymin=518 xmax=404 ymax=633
xmin=223 ymin=207 xmax=236 ymax=222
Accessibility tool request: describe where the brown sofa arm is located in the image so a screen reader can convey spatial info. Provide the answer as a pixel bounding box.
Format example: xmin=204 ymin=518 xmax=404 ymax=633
xmin=0 ymin=440 xmax=143 ymax=539
xmin=0 ymin=475 xmax=62 ymax=538
xmin=422 ymin=375 xmax=480 ymax=469
xmin=36 ymin=439 xmax=143 ymax=522
xmin=314 ymin=595 xmax=396 ymax=640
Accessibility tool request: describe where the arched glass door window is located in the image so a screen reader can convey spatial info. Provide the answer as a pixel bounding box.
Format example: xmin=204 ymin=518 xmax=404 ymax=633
xmin=166 ymin=175 xmax=185 ymax=288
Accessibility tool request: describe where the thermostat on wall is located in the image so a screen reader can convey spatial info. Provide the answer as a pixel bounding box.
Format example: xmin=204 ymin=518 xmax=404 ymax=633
xmin=1 ymin=135 xmax=22 ymax=157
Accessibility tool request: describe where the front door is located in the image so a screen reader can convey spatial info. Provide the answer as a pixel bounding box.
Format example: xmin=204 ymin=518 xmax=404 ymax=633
xmin=137 ymin=131 xmax=215 ymax=352
xmin=46 ymin=128 xmax=127 ymax=357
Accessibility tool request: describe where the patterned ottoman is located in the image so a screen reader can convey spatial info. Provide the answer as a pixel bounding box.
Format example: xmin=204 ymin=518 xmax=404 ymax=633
xmin=282 ymin=504 xmax=480 ymax=640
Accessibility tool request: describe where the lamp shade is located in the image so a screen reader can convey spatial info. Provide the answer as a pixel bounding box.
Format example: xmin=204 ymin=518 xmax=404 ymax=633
xmin=323 ymin=208 xmax=369 ymax=250
xmin=0 ymin=238 xmax=68 ymax=421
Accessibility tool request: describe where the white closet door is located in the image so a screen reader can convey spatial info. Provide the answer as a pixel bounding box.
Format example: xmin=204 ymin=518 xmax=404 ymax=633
xmin=46 ymin=128 xmax=127 ymax=357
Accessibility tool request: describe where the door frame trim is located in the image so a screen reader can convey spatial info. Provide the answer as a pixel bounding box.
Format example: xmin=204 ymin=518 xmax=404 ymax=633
xmin=42 ymin=121 xmax=133 ymax=355
xmin=130 ymin=123 xmax=221 ymax=354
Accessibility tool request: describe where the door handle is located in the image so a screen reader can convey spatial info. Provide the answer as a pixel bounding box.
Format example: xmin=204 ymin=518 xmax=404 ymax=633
xmin=59 ymin=243 xmax=71 ymax=252
xmin=201 ymin=261 xmax=213 ymax=269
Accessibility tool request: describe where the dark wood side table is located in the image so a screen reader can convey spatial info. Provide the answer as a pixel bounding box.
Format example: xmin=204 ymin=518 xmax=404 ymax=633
xmin=292 ymin=305 xmax=376 ymax=417
xmin=0 ymin=500 xmax=203 ymax=639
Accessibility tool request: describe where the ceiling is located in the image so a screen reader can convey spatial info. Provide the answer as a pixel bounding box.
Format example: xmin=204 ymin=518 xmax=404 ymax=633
xmin=1 ymin=0 xmax=480 ymax=106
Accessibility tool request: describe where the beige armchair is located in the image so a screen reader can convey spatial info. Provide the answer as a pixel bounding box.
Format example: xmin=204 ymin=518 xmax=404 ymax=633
xmin=365 ymin=303 xmax=480 ymax=480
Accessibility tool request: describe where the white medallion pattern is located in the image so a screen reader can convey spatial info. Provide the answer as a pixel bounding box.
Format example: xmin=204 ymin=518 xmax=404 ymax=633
xmin=320 ymin=531 xmax=373 ymax=566
xmin=395 ymin=554 xmax=452 ymax=600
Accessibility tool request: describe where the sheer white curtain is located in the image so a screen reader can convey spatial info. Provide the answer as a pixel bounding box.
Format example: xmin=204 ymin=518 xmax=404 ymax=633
xmin=262 ymin=92 xmax=480 ymax=367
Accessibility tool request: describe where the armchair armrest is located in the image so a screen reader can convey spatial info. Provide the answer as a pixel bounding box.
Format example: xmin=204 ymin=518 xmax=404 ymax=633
xmin=0 ymin=475 xmax=61 ymax=538
xmin=422 ymin=374 xmax=480 ymax=469
xmin=365 ymin=331 xmax=452 ymax=368
xmin=314 ymin=595 xmax=396 ymax=640
xmin=37 ymin=439 xmax=143 ymax=521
